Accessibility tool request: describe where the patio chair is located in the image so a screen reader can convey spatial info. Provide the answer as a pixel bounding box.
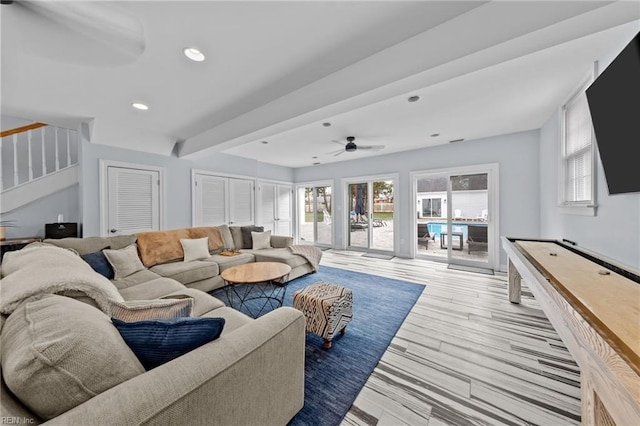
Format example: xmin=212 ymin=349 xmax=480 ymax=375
xmin=467 ymin=224 xmax=488 ymax=254
xmin=417 ymin=223 xmax=434 ymax=249
xmin=322 ymin=208 xmax=332 ymax=224
xmin=476 ymin=209 xmax=488 ymax=221
xmin=454 ymin=209 xmax=463 ymax=219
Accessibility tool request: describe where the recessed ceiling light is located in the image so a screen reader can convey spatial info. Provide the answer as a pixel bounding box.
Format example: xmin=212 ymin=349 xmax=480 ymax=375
xmin=261 ymin=140 xmax=269 ymax=144
xmin=312 ymin=156 xmax=318 ymax=159
xmin=313 ymin=162 xmax=321 ymax=165
xmin=449 ymin=138 xmax=465 ymax=143
xmin=322 ymin=122 xmax=331 ymax=127
xmin=430 ymin=133 xmax=440 ymax=137
xmin=132 ymin=102 xmax=149 ymax=110
xmin=183 ymin=47 xmax=205 ymax=62
xmin=408 ymin=95 xmax=421 ymax=102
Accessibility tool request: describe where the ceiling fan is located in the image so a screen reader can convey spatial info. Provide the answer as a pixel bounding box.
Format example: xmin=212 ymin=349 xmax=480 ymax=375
xmin=328 ymin=136 xmax=385 ymax=157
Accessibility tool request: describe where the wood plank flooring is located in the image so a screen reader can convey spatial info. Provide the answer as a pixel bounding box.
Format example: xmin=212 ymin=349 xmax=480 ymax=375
xmin=317 ymin=250 xmax=581 ymax=426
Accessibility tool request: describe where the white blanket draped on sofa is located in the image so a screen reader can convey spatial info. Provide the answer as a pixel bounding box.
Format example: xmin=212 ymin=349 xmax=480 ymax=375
xmin=0 ymin=244 xmax=124 ymax=315
xmin=289 ymin=245 xmax=323 ymax=272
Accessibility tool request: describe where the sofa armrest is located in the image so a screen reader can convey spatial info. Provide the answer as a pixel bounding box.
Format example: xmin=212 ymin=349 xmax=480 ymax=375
xmin=270 ymin=235 xmax=293 ymax=248
xmin=46 ymin=307 xmax=306 ymax=426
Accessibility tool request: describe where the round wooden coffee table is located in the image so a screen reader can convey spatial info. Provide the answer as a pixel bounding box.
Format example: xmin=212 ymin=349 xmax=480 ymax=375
xmin=221 ymin=262 xmax=292 ymax=318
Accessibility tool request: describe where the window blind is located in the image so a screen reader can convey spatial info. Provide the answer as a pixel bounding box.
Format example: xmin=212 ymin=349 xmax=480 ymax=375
xmin=563 ymin=92 xmax=593 ymax=203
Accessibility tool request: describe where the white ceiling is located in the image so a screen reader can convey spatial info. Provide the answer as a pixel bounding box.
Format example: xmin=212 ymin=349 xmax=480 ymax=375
xmin=2 ymin=1 xmax=639 ymax=168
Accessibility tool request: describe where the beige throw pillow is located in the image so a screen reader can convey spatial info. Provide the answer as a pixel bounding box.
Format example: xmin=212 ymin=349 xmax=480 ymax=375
xmin=180 ymin=237 xmax=211 ymax=262
xmin=251 ymin=230 xmax=272 ymax=250
xmin=1 ymin=294 xmax=144 ymax=420
xmin=103 ymin=244 xmax=146 ymax=279
xmin=110 ymin=298 xmax=194 ymax=322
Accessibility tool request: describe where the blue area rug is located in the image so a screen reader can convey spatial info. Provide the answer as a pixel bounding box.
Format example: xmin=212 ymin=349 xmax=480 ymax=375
xmin=211 ymin=265 xmax=425 ymax=426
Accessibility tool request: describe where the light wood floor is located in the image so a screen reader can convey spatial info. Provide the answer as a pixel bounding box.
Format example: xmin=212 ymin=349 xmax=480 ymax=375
xmin=317 ymin=250 xmax=581 ymax=426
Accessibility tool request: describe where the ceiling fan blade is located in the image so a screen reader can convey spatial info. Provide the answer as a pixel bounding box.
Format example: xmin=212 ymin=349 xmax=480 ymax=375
xmin=330 ymin=140 xmax=345 ymax=146
xmin=333 ymin=150 xmax=346 ymax=157
xmin=358 ymin=145 xmax=385 ymax=151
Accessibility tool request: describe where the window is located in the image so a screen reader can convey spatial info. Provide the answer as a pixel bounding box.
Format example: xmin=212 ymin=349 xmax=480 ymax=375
xmin=560 ymin=78 xmax=596 ymax=214
xmin=421 ymin=198 xmax=442 ymax=217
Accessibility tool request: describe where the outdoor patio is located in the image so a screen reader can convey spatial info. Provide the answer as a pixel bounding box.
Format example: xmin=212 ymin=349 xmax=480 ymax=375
xmin=299 ymin=219 xmax=489 ymax=262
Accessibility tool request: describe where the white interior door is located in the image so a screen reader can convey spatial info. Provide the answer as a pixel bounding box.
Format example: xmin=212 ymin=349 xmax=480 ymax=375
xmin=106 ymin=165 xmax=160 ymax=236
xmin=258 ymin=182 xmax=276 ymax=233
xmin=229 ymin=178 xmax=254 ymax=226
xmin=194 ymin=174 xmax=227 ymax=226
xmin=276 ymin=184 xmax=292 ymax=236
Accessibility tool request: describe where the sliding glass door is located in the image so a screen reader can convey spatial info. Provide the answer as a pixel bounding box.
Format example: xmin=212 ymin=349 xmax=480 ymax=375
xmin=347 ymin=177 xmax=395 ymax=254
xmin=414 ymin=165 xmax=497 ymax=270
xmin=297 ymin=184 xmax=332 ymax=247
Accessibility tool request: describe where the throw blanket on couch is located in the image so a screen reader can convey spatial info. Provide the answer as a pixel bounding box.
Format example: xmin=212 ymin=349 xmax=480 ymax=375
xmin=0 ymin=245 xmax=124 ymax=315
xmin=289 ymin=245 xmax=323 ymax=272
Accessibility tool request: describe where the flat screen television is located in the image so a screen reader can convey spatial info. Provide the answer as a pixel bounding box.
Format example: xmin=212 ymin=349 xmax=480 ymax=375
xmin=586 ymin=31 xmax=640 ymax=195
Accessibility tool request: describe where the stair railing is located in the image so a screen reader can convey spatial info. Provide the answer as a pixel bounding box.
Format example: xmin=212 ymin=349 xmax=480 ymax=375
xmin=0 ymin=122 xmax=79 ymax=192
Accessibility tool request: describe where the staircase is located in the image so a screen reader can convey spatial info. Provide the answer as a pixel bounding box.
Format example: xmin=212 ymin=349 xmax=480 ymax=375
xmin=1 ymin=122 xmax=80 ymax=214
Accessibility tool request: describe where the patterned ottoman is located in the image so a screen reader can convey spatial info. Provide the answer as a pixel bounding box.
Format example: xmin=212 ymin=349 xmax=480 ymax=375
xmin=293 ymin=281 xmax=353 ymax=349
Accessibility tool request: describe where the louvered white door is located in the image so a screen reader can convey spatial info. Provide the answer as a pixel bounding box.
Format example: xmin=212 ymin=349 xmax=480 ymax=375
xmin=194 ymin=175 xmax=227 ymax=226
xmin=275 ymin=184 xmax=292 ymax=236
xmin=257 ymin=182 xmax=277 ymax=233
xmin=107 ymin=166 xmax=160 ymax=235
xmin=228 ymin=178 xmax=254 ymax=226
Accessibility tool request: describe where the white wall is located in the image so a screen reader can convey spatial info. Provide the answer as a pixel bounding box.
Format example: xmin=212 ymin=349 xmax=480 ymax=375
xmin=1 ymin=184 xmax=80 ymax=239
xmin=80 ymin=137 xmax=293 ymax=237
xmin=539 ymin=112 xmax=640 ymax=270
xmin=295 ymin=130 xmax=540 ymax=267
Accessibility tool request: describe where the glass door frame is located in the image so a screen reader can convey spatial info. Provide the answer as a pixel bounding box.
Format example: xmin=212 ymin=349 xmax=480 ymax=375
xmin=294 ymin=180 xmax=333 ymax=248
xmin=343 ymin=174 xmax=398 ymax=255
xmin=410 ymin=163 xmax=500 ymax=270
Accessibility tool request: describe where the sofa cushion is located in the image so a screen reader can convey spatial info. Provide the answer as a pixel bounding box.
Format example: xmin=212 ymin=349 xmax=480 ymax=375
xmin=110 ymin=298 xmax=194 ymax=322
xmin=180 ymin=237 xmax=211 ymax=262
xmin=43 ymin=234 xmax=136 ymax=256
xmin=270 ymin=235 xmax=294 ymax=248
xmin=111 ymin=269 xmax=164 ymax=290
xmin=81 ymin=250 xmax=114 ymax=279
xmin=229 ymin=226 xmax=244 ymax=250
xmin=250 ymin=248 xmax=309 ymax=269
xmin=118 ymin=277 xmax=188 ymax=300
xmin=241 ymin=225 xmax=264 ymax=249
xmin=206 ymin=252 xmax=254 ymax=272
xmin=150 ymin=260 xmax=219 ymax=285
xmin=163 ymin=288 xmax=225 ymax=316
xmin=1 ymin=294 xmax=144 ymax=420
xmin=202 ymin=306 xmax=253 ymax=335
xmin=112 ymin=316 xmax=225 ymax=370
xmin=218 ymin=224 xmax=235 ymax=250
xmin=103 ymin=244 xmax=146 ymax=279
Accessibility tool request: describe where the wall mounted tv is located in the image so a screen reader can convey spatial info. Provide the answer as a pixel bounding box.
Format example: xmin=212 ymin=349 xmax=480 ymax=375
xmin=586 ymin=30 xmax=640 ymax=195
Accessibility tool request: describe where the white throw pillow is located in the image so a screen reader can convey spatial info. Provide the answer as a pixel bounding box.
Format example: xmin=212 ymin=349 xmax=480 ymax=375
xmin=181 ymin=237 xmax=211 ymax=262
xmin=103 ymin=244 xmax=146 ymax=280
xmin=251 ymin=230 xmax=272 ymax=250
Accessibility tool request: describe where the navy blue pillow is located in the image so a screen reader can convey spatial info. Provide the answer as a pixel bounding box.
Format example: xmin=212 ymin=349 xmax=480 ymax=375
xmin=111 ymin=317 xmax=225 ymax=370
xmin=81 ymin=250 xmax=114 ymax=279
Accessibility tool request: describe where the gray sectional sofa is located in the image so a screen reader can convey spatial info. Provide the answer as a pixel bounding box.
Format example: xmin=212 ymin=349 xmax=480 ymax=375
xmin=0 ymin=226 xmax=313 ymax=425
